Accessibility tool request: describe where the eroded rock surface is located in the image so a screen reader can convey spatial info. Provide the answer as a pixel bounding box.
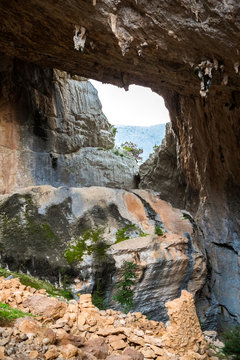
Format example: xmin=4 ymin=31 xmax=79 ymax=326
xmin=139 ymin=123 xmax=186 ymax=209
xmin=0 ymin=186 xmax=206 ymax=321
xmin=0 ymin=61 xmax=139 ymax=193
xmin=57 ymin=147 xmax=139 ymax=190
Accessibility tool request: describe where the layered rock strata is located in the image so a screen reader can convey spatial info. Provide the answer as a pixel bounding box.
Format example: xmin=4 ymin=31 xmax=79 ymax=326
xmin=0 ymin=276 xmax=209 ymax=360
xmin=0 ymin=186 xmax=206 ymax=321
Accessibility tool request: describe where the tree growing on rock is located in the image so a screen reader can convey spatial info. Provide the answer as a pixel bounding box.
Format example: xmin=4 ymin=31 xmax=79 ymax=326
xmin=120 ymin=141 xmax=143 ymax=162
xmin=113 ymin=261 xmax=137 ymax=313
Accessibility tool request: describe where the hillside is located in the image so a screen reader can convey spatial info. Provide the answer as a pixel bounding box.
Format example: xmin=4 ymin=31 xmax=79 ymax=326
xmin=114 ymin=124 xmax=167 ymax=162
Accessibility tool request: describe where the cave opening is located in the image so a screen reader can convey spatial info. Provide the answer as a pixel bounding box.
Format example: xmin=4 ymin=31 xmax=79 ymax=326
xmin=90 ymin=79 xmax=170 ymax=162
xmin=0 ymin=0 xmax=239 ymax=330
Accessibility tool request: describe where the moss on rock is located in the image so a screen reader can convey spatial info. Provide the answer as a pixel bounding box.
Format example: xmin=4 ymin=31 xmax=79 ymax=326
xmin=115 ymin=224 xmax=148 ymax=244
xmin=63 ymin=227 xmax=110 ymax=264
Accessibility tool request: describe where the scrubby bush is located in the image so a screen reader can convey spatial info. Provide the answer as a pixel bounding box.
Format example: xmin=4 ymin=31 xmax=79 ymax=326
xmin=92 ymin=279 xmax=106 ymax=310
xmin=155 ymin=225 xmax=164 ymax=236
xmin=115 ymin=224 xmax=148 ymax=243
xmin=222 ymin=325 xmax=240 ymax=359
xmin=110 ymin=125 xmax=117 ymax=137
xmin=120 ymin=141 xmax=143 ymax=162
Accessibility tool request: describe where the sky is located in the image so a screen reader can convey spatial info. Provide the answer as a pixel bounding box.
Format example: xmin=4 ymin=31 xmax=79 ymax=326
xmin=90 ymin=80 xmax=170 ymax=126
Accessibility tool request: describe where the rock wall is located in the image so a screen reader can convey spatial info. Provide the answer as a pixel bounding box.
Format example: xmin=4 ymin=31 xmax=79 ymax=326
xmin=0 ymin=60 xmax=137 ymax=193
xmin=157 ymin=90 xmax=240 ymax=330
xmin=139 ymin=123 xmax=186 ymax=209
xmin=0 ymin=186 xmax=206 ymax=321
xmin=140 ymin=90 xmax=240 ymax=329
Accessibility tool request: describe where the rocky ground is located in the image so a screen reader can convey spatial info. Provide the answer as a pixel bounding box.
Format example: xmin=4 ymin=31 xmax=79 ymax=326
xmin=0 ymin=276 xmax=224 ymax=360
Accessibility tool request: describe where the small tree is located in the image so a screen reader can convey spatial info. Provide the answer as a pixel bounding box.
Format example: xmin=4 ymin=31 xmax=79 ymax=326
xmin=120 ymin=141 xmax=143 ymax=162
xmin=222 ymin=325 xmax=240 ymax=359
xmin=113 ymin=261 xmax=137 ymax=313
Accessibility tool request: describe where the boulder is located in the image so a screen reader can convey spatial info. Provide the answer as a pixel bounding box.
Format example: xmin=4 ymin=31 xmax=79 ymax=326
xmin=17 ymin=318 xmax=41 ymax=335
xmin=0 ymin=186 xmax=206 ymax=321
xmin=22 ymin=295 xmax=67 ymax=319
xmin=123 ymin=348 xmax=144 ymax=360
xmin=82 ymin=338 xmax=109 ymax=359
xmin=59 ymin=343 xmax=78 ymax=359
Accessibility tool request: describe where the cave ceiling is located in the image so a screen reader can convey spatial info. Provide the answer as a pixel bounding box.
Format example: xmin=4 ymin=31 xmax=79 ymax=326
xmin=0 ymin=0 xmax=240 ymax=95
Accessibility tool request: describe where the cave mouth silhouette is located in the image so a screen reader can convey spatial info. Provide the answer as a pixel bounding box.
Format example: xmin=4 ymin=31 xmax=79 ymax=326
xmin=90 ymin=80 xmax=170 ymax=127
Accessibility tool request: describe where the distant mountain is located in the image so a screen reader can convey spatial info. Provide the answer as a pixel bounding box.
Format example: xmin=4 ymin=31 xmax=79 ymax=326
xmin=114 ymin=123 xmax=168 ymax=162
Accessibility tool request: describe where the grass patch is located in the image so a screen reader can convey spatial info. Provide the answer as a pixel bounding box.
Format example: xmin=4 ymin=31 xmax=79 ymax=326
xmin=0 ymin=302 xmax=34 ymax=325
xmin=115 ymin=224 xmax=148 ymax=244
xmin=0 ymin=268 xmax=73 ymax=300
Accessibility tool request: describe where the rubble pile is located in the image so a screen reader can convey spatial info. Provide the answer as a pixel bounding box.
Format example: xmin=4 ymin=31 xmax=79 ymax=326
xmin=0 ymin=277 xmax=212 ymax=360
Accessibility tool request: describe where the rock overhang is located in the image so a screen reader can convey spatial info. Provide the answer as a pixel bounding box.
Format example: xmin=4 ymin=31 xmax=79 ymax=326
xmin=1 ymin=1 xmax=240 ymax=96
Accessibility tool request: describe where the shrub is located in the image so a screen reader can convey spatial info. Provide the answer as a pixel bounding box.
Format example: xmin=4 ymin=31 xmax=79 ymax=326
xmin=113 ymin=261 xmax=137 ymax=313
xmin=110 ymin=125 xmax=117 ymax=137
xmin=222 ymin=325 xmax=240 ymax=359
xmin=92 ymin=279 xmax=106 ymax=310
xmin=155 ymin=226 xmax=164 ymax=236
xmin=120 ymin=141 xmax=143 ymax=162
xmin=112 ymin=148 xmax=124 ymax=157
xmin=115 ymin=224 xmax=148 ymax=244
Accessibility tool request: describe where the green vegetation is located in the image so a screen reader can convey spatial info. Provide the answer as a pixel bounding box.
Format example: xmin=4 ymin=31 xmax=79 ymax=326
xmin=92 ymin=279 xmax=106 ymax=310
xmin=113 ymin=261 xmax=137 ymax=313
xmin=110 ymin=141 xmax=143 ymax=163
xmin=115 ymin=224 xmax=148 ymax=244
xmin=155 ymin=225 xmax=164 ymax=236
xmin=222 ymin=326 xmax=240 ymax=359
xmin=181 ymin=216 xmax=188 ymax=221
xmin=0 ymin=202 xmax=60 ymax=257
xmin=0 ymin=302 xmax=34 ymax=325
xmin=153 ymin=144 xmax=159 ymax=152
xmin=110 ymin=125 xmax=117 ymax=137
xmin=0 ymin=268 xmax=73 ymax=300
xmin=63 ymin=227 xmax=109 ymax=264
xmin=120 ymin=141 xmax=143 ymax=162
xmin=112 ymin=148 xmax=125 ymax=157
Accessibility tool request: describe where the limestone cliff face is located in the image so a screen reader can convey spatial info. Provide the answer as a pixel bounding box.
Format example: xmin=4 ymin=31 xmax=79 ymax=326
xmin=139 ymin=123 xmax=186 ymax=209
xmin=140 ymin=103 xmax=240 ymax=328
xmin=0 ymin=60 xmax=138 ymax=192
xmin=0 ymin=186 xmax=206 ymax=321
xmin=171 ymin=93 xmax=240 ymax=330
xmin=0 ymin=0 xmax=239 ymax=329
